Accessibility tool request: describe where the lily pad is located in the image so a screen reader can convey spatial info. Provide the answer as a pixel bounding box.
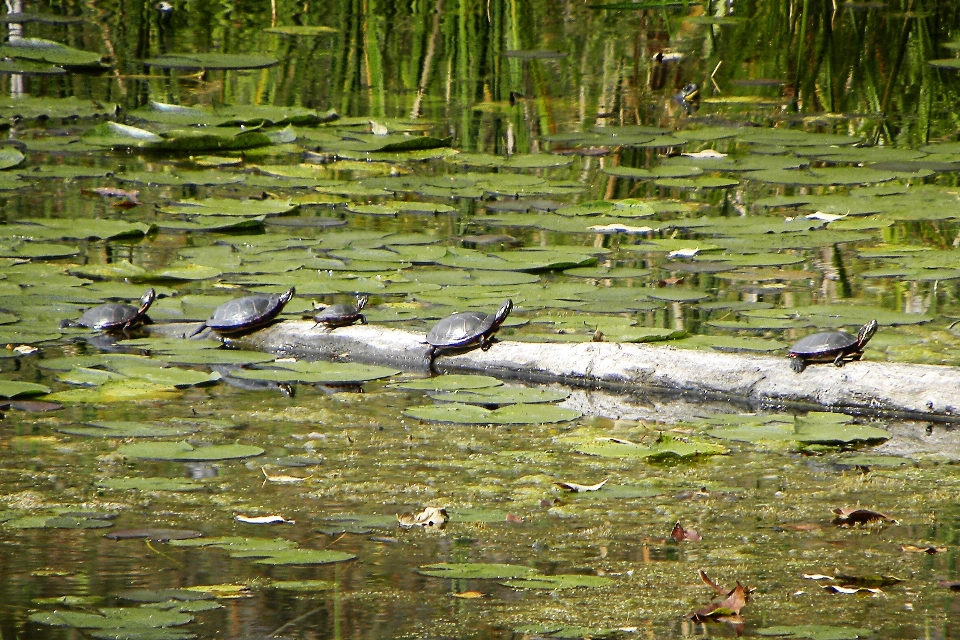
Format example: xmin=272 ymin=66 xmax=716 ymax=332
xmin=144 ymin=53 xmax=279 ymax=70
xmin=757 ymin=625 xmax=873 ymax=640
xmin=417 ymin=563 xmax=541 ymax=580
xmin=393 ymin=375 xmax=503 ymax=391
xmin=0 ymin=380 xmax=50 ymax=397
xmin=501 ymin=574 xmax=614 ymax=590
xmin=57 ymin=421 xmax=201 ymax=438
xmin=429 ymin=386 xmax=569 ymax=405
xmin=116 ymin=442 xmax=265 ymax=461
xmin=252 ymin=549 xmax=356 ymax=565
xmin=574 ymin=435 xmax=728 ymax=460
xmin=97 ymin=477 xmax=205 ymax=492
xmin=404 ymin=402 xmax=581 ymax=424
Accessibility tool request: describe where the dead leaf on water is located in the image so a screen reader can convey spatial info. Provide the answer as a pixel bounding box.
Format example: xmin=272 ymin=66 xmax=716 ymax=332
xmin=554 ymin=478 xmax=608 ymax=492
xmin=505 ymin=513 xmax=524 ymax=523
xmin=261 ymin=467 xmax=310 ymax=483
xmin=451 ymin=591 xmax=484 ymax=599
xmin=671 ymin=521 xmax=702 ymax=542
xmin=940 ymin=581 xmax=960 ymax=591
xmin=900 ymin=544 xmax=945 ymax=554
xmin=397 ymin=506 xmax=448 ymax=529
xmin=832 ymin=507 xmax=895 ymax=526
xmin=687 ymin=570 xmax=751 ymax=628
xmin=234 ymin=514 xmax=295 ymax=525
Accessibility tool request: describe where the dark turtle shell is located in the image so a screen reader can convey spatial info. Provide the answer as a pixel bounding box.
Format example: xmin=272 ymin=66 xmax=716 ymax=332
xmin=788 ymin=330 xmax=859 ymax=357
xmin=313 ymin=294 xmax=368 ymax=328
xmin=427 ymin=300 xmax=512 ymax=349
xmin=74 ymin=288 xmax=156 ymax=332
xmin=788 ymin=320 xmax=878 ymax=373
xmin=207 ymin=287 xmax=295 ymax=334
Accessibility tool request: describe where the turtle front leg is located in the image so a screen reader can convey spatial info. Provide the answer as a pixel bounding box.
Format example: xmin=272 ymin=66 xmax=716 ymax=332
xmin=833 ymin=352 xmax=846 ymax=367
xmin=480 ymin=336 xmax=494 ymax=351
xmin=790 ymin=357 xmax=807 ymax=373
xmin=359 ymin=314 xmax=367 ymax=325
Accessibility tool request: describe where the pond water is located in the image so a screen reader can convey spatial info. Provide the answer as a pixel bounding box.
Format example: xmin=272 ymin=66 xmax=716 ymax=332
xmin=1 ymin=1 xmax=960 ymax=639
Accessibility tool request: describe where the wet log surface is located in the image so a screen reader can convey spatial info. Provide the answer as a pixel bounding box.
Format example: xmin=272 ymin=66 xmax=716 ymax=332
xmin=147 ymin=320 xmax=960 ymax=422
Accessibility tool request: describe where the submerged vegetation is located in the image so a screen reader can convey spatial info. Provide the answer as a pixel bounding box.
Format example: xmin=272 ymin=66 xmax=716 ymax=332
xmin=0 ymin=0 xmax=960 ymax=639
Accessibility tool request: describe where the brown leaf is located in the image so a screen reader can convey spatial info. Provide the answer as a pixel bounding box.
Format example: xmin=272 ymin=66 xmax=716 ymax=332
xmin=451 ymin=591 xmax=484 ymax=599
xmin=397 ymin=506 xmax=448 ymax=529
xmin=698 ymin=569 xmax=726 ymax=595
xmin=505 ymin=513 xmax=524 ymax=523
xmin=939 ymin=581 xmax=960 ymax=591
xmin=900 ymin=544 xmax=945 ymax=554
xmin=671 ymin=521 xmax=702 ymax=542
xmin=832 ymin=507 xmax=894 ymax=526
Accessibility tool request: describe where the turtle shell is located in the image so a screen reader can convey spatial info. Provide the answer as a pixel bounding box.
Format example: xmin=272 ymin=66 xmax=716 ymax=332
xmin=426 ymin=300 xmax=513 ymax=349
xmin=207 ymin=287 xmax=295 ymax=334
xmin=427 ymin=311 xmax=492 ymax=348
xmin=313 ymin=294 xmax=368 ymax=328
xmin=788 ymin=330 xmax=858 ymax=358
xmin=75 ymin=288 xmax=155 ymax=332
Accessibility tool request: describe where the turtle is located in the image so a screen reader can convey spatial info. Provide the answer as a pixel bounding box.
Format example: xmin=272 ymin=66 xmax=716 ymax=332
xmin=787 ymin=320 xmax=878 ymax=373
xmin=425 ymin=299 xmax=513 ymax=360
xmin=311 ymin=294 xmax=369 ymax=329
xmin=204 ymin=287 xmax=295 ymax=335
xmin=61 ymin=288 xmax=156 ymax=333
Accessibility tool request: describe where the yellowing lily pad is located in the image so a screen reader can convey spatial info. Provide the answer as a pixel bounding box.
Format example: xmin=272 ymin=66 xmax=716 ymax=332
xmin=116 ymin=442 xmax=265 ymax=461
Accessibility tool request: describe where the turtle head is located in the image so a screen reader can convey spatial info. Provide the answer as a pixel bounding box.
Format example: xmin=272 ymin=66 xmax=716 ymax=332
xmin=493 ymin=299 xmax=513 ymax=328
xmin=857 ymin=319 xmax=878 ymax=347
xmin=138 ymin=288 xmax=156 ymax=313
xmin=279 ymin=287 xmax=296 ymax=305
xmin=356 ymin=294 xmax=369 ymax=310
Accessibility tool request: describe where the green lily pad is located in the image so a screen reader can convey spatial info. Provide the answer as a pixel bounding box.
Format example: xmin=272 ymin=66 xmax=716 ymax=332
xmin=116 ymin=442 xmax=265 ymax=461
xmin=501 ymin=574 xmax=614 ymax=590
xmin=757 ymin=625 xmax=873 ymax=640
xmin=574 ymin=434 xmax=728 ymax=459
xmin=6 ymin=515 xmax=114 ymax=529
xmin=0 ymin=37 xmax=103 ymax=66
xmin=144 ymin=53 xmax=279 ymax=70
xmin=160 ymin=198 xmax=295 ymax=217
xmin=252 ymin=549 xmax=356 ymax=565
xmin=417 ymin=563 xmax=541 ymax=579
xmin=0 ymin=380 xmax=50 ymax=397
xmin=404 ymin=402 xmax=581 ymax=424
xmin=29 ymin=607 xmax=193 ymax=630
xmin=393 ymin=375 xmax=503 ymax=391
xmin=267 ymin=580 xmax=336 ymax=590
xmin=57 ymin=421 xmax=201 ymax=438
xmin=429 ymin=386 xmax=569 ymax=405
xmin=232 ymin=361 xmax=398 ymax=384
xmin=97 ymin=477 xmax=205 ymax=492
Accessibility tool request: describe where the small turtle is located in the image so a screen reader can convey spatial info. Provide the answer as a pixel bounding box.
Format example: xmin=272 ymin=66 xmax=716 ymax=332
xmin=61 ymin=288 xmax=156 ymax=333
xmin=311 ymin=294 xmax=368 ymax=329
xmin=425 ymin=300 xmax=513 ymax=360
xmin=787 ymin=320 xmax=878 ymax=373
xmin=204 ymin=287 xmax=295 ymax=335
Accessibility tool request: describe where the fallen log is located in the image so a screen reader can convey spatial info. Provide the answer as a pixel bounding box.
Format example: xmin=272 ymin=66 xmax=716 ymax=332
xmin=146 ymin=320 xmax=960 ymax=422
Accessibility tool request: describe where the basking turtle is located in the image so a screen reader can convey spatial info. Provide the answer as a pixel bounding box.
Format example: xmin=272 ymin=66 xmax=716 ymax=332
xmin=425 ymin=300 xmax=513 ymax=360
xmin=787 ymin=320 xmax=878 ymax=373
xmin=62 ymin=288 xmax=156 ymax=333
xmin=204 ymin=288 xmax=295 ymax=335
xmin=311 ymin=294 xmax=368 ymax=328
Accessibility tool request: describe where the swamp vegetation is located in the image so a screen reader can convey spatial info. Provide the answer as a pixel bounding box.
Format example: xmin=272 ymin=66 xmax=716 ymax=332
xmin=1 ymin=0 xmax=960 ymax=639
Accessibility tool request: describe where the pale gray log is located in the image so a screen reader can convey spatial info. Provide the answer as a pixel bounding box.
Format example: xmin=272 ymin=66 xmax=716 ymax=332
xmin=145 ymin=320 xmax=960 ymax=421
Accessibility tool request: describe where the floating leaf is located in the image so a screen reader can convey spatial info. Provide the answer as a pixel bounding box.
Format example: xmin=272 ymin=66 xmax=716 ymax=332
xmin=97 ymin=477 xmax=205 ymax=492
xmin=393 ymin=375 xmax=502 ymax=391
xmin=0 ymin=380 xmax=50 ymax=397
xmin=116 ymin=442 xmax=264 ymax=461
xmin=144 ymin=53 xmax=279 ymax=70
xmin=404 ymin=402 xmax=581 ymax=424
xmin=757 ymin=625 xmax=873 ymax=640
xmin=501 ymin=574 xmax=614 ymax=590
xmin=417 ymin=563 xmax=541 ymax=580
xmin=575 ymin=435 xmax=727 ymax=459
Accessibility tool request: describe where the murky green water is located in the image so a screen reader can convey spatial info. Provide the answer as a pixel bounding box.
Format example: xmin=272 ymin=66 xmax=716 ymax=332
xmin=1 ymin=1 xmax=960 ymax=639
